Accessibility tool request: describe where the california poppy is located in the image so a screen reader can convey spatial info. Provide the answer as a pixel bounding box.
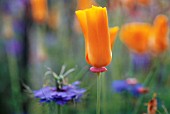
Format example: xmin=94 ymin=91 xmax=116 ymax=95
xmin=30 ymin=0 xmax=48 ymax=23
xmin=137 ymin=0 xmax=150 ymax=6
xmin=120 ymin=22 xmax=151 ymax=53
xmin=75 ymin=6 xmax=119 ymax=68
xmin=150 ymin=15 xmax=169 ymax=54
xmin=74 ymin=0 xmax=97 ymax=33
xmin=77 ymin=0 xmax=97 ymax=10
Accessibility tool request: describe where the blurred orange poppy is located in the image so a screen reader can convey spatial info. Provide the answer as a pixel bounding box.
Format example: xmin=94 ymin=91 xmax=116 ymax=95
xmin=120 ymin=23 xmax=151 ymax=53
xmin=75 ymin=6 xmax=119 ymax=68
xmin=137 ymin=0 xmax=150 ymax=6
xmin=77 ymin=0 xmax=97 ymax=10
xmin=47 ymin=8 xmax=59 ymax=30
xmin=30 ymin=0 xmax=48 ymax=23
xmin=149 ymin=15 xmax=169 ymax=54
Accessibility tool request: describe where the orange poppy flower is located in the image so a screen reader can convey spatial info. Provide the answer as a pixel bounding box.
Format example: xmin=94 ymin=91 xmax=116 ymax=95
xmin=120 ymin=23 xmax=151 ymax=53
xmin=77 ymin=0 xmax=97 ymax=10
xmin=30 ymin=0 xmax=48 ymax=23
xmin=150 ymin=15 xmax=169 ymax=54
xmin=137 ymin=0 xmax=150 ymax=6
xmin=47 ymin=8 xmax=59 ymax=30
xmin=75 ymin=6 xmax=119 ymax=68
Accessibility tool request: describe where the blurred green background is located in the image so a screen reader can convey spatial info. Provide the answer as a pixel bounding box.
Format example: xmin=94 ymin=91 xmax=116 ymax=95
xmin=0 ymin=0 xmax=170 ymax=114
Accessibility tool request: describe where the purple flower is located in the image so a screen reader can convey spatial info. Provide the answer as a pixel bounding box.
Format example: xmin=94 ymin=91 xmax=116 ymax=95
xmin=112 ymin=78 xmax=149 ymax=97
xmin=131 ymin=53 xmax=151 ymax=71
xmin=33 ymin=81 xmax=86 ymax=105
xmin=5 ymin=39 xmax=22 ymax=57
xmin=2 ymin=0 xmax=26 ymax=15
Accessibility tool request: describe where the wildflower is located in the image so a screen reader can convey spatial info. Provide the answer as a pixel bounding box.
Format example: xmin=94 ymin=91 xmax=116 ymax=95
xmin=75 ymin=6 xmax=119 ymax=70
xmin=33 ymin=81 xmax=86 ymax=105
xmin=76 ymin=0 xmax=97 ymax=10
xmin=47 ymin=8 xmax=59 ymax=30
xmin=120 ymin=22 xmax=151 ymax=54
xmin=74 ymin=0 xmax=97 ymax=33
xmin=112 ymin=78 xmax=149 ymax=97
xmin=149 ymin=15 xmax=169 ymax=54
xmin=30 ymin=0 xmax=48 ymax=23
xmin=131 ymin=52 xmax=150 ymax=71
xmin=137 ymin=0 xmax=150 ymax=6
xmin=147 ymin=94 xmax=157 ymax=114
xmin=5 ymin=39 xmax=22 ymax=57
xmin=33 ymin=66 xmax=86 ymax=105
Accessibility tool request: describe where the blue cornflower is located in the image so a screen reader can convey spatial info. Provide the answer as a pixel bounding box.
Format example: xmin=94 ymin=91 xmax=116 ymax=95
xmin=33 ymin=81 xmax=86 ymax=105
xmin=112 ymin=78 xmax=148 ymax=97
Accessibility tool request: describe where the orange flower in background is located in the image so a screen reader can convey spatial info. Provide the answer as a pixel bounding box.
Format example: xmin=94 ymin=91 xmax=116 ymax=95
xmin=137 ymin=0 xmax=150 ymax=6
xmin=77 ymin=0 xmax=97 ymax=10
xmin=75 ymin=6 xmax=119 ymax=68
xmin=147 ymin=95 xmax=157 ymax=114
xmin=30 ymin=0 xmax=48 ymax=23
xmin=47 ymin=8 xmax=59 ymax=30
xmin=120 ymin=0 xmax=136 ymax=10
xmin=120 ymin=23 xmax=151 ymax=53
xmin=150 ymin=15 xmax=169 ymax=54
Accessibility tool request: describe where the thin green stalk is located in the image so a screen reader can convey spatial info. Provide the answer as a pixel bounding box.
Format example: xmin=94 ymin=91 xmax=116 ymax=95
xmin=102 ymin=75 xmax=107 ymax=114
xmin=97 ymin=73 xmax=102 ymax=114
xmin=58 ymin=105 xmax=62 ymax=114
xmin=133 ymin=60 xmax=160 ymax=114
xmin=7 ymin=55 xmax=22 ymax=113
xmin=162 ymin=104 xmax=169 ymax=114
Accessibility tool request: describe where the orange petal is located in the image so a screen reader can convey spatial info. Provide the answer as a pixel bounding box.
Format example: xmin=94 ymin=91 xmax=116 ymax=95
xmin=110 ymin=26 xmax=119 ymax=48
xmin=77 ymin=0 xmax=97 ymax=10
xmin=30 ymin=0 xmax=48 ymax=23
xmin=75 ymin=10 xmax=88 ymax=38
xmin=151 ymin=15 xmax=169 ymax=53
xmin=120 ymin=22 xmax=151 ymax=53
xmin=85 ymin=6 xmax=112 ymax=67
xmin=75 ymin=10 xmax=91 ymax=64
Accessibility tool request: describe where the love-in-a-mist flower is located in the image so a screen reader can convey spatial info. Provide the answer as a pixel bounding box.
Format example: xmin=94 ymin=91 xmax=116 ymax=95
xmin=33 ymin=81 xmax=86 ymax=105
xmin=75 ymin=6 xmax=119 ymax=70
xmin=30 ymin=0 xmax=48 ymax=23
xmin=149 ymin=15 xmax=169 ymax=54
xmin=33 ymin=66 xmax=86 ymax=105
xmin=120 ymin=22 xmax=151 ymax=54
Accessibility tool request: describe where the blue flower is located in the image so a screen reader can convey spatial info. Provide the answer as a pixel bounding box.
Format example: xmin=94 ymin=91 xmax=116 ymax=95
xmin=112 ymin=78 xmax=148 ymax=97
xmin=33 ymin=81 xmax=86 ymax=105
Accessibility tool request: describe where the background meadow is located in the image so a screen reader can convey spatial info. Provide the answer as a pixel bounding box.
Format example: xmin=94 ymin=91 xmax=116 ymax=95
xmin=0 ymin=0 xmax=170 ymax=114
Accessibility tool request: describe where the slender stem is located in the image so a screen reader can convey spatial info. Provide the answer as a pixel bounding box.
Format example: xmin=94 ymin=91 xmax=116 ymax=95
xmin=97 ymin=73 xmax=102 ymax=114
xmin=7 ymin=55 xmax=22 ymax=113
xmin=102 ymin=75 xmax=106 ymax=114
xmin=162 ymin=104 xmax=169 ymax=114
xmin=58 ymin=105 xmax=62 ymax=114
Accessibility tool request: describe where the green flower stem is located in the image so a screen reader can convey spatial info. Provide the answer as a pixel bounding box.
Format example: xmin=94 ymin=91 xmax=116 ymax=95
xmin=97 ymin=73 xmax=102 ymax=114
xmin=58 ymin=105 xmax=62 ymax=114
xmin=102 ymin=74 xmax=107 ymax=114
xmin=7 ymin=55 xmax=22 ymax=113
xmin=133 ymin=59 xmax=160 ymax=114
